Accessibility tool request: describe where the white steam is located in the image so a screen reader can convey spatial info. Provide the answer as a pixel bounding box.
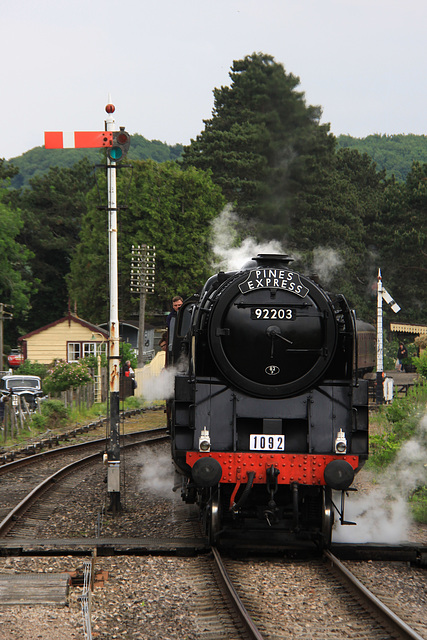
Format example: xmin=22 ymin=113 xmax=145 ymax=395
xmin=333 ymin=415 xmax=427 ymax=543
xmin=311 ymin=247 xmax=343 ymax=286
xmin=138 ymin=451 xmax=175 ymax=496
xmin=211 ymin=205 xmax=284 ymax=272
xmin=140 ymin=367 xmax=176 ymax=402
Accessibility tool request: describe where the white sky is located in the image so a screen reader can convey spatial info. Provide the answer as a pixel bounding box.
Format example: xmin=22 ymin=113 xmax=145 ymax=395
xmin=3 ymin=0 xmax=426 ymax=160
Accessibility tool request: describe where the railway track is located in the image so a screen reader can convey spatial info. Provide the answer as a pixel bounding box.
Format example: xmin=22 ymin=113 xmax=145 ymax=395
xmin=0 ymin=428 xmax=168 ymax=538
xmin=206 ymin=550 xmax=426 ymax=640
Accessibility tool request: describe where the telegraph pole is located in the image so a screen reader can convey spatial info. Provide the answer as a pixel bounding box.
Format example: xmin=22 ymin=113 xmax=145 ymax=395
xmin=131 ymin=245 xmax=156 ymax=368
xmin=45 ymin=102 xmax=131 ymax=513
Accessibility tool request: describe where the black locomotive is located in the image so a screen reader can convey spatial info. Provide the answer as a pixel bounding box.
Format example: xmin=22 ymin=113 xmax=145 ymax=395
xmin=168 ymin=254 xmax=375 ymax=547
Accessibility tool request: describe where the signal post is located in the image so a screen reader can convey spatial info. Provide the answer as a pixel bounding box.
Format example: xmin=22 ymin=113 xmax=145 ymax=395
xmin=45 ymin=102 xmax=131 ymax=513
xmin=376 ymin=269 xmax=400 ymax=404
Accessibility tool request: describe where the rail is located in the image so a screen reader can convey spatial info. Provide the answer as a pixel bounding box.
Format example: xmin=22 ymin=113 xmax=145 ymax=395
xmin=212 ymin=547 xmax=265 ymax=640
xmin=323 ymin=550 xmax=425 ymax=640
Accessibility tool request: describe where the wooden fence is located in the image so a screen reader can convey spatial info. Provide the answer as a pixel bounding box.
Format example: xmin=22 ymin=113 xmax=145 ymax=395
xmin=1 ymin=395 xmax=35 ymax=442
xmin=0 ymin=369 xmax=109 ymax=443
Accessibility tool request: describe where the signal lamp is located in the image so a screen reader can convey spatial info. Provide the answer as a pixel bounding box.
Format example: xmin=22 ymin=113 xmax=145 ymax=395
xmin=108 ymin=128 xmax=130 ymax=161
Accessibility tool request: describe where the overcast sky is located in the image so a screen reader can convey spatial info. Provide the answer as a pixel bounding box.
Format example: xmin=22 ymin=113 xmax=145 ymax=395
xmin=4 ymin=0 xmax=426 ymax=160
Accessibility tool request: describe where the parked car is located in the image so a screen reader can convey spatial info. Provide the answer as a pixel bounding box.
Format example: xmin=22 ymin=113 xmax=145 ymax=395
xmin=7 ymin=349 xmax=24 ymax=368
xmin=0 ymin=375 xmax=45 ymax=412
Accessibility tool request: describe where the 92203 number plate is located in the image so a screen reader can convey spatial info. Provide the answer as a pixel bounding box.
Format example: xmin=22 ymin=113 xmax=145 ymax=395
xmin=251 ymin=308 xmax=294 ymax=320
xmin=249 ymin=434 xmax=285 ymax=451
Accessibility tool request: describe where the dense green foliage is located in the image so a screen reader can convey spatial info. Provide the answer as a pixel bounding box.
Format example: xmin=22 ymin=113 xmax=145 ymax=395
xmin=337 ymin=134 xmax=427 ymax=182
xmin=5 ymin=159 xmax=95 ymax=340
xmin=16 ymin=360 xmax=49 ymax=380
xmin=413 ymin=351 xmax=427 ymax=378
xmin=289 ymin=146 xmax=386 ymax=319
xmin=373 ymin=161 xmax=427 ymax=324
xmin=368 ymin=383 xmax=427 ymax=523
xmin=7 ymin=135 xmax=183 ymax=189
xmin=67 ymin=159 xmax=225 ymax=322
xmin=369 ymin=384 xmax=427 ymax=468
xmin=182 ymin=53 xmax=334 ymax=230
xmin=0 ymin=164 xmax=34 ymax=337
xmin=37 ymin=399 xmax=70 ymax=430
xmin=43 ymin=360 xmax=93 ymax=394
xmin=410 ymin=487 xmax=427 ymax=523
xmin=120 ymin=343 xmax=137 ymax=371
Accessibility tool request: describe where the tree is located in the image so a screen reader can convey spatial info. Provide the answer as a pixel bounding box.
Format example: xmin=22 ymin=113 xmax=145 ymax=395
xmin=374 ymin=162 xmax=427 ymax=323
xmin=7 ymin=159 xmax=95 ymax=331
xmin=68 ymin=159 xmax=225 ymax=323
xmin=286 ymin=147 xmax=386 ymax=320
xmin=182 ymin=52 xmax=335 ymax=239
xmin=337 ymin=133 xmax=427 ymax=182
xmin=0 ymin=158 xmax=19 ymax=182
xmin=0 ymin=193 xmax=34 ymax=346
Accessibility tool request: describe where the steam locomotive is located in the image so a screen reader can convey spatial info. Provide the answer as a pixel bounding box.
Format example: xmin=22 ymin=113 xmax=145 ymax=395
xmin=168 ymin=254 xmax=375 ymax=547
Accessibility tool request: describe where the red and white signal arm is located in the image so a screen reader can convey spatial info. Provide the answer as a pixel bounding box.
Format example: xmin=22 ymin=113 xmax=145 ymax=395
xmin=44 ymin=131 xmax=113 ymax=149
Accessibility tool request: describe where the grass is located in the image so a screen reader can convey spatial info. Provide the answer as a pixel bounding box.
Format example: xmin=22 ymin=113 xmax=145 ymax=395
xmin=368 ymin=380 xmax=427 ymax=523
xmin=1 ymin=395 xmax=165 ymax=449
xmin=410 ymin=487 xmax=427 ymax=523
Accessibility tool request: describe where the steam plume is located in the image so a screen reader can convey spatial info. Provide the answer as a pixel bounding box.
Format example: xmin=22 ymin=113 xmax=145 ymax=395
xmin=333 ymin=414 xmax=427 ymax=543
xmin=211 ymin=205 xmax=284 ymax=271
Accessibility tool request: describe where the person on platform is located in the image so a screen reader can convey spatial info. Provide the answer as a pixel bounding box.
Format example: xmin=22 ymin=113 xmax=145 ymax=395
xmin=123 ymin=360 xmax=134 ymax=377
xmin=396 ymin=343 xmax=408 ymax=372
xmin=166 ymin=296 xmax=183 ymax=330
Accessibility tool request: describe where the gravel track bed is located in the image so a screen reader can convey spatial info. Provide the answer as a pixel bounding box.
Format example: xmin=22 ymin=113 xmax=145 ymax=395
xmin=0 ymin=411 xmax=425 ymax=639
xmin=0 ymin=555 xmax=207 ymax=640
xmin=224 ymin=557 xmax=395 ymax=640
xmin=1 ymin=554 xmax=425 ymax=640
xmin=345 ymin=560 xmax=427 ymax=639
xmin=36 ymin=442 xmax=198 ymax=540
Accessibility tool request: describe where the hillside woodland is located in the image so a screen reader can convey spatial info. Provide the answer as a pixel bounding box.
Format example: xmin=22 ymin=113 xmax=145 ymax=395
xmin=1 ymin=52 xmax=426 ymax=349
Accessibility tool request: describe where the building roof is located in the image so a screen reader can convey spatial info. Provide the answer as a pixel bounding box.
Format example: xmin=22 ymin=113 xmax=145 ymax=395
xmin=18 ymin=314 xmax=109 ymax=342
xmin=390 ymin=322 xmax=427 ymax=335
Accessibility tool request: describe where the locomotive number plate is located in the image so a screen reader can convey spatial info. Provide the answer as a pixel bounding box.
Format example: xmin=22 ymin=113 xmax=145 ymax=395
xmin=251 ymin=308 xmax=294 ymax=320
xmin=249 ymin=434 xmax=285 ymax=451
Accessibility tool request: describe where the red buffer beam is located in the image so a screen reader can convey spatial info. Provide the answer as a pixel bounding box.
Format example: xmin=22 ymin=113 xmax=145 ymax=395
xmin=44 ymin=131 xmax=113 ymax=149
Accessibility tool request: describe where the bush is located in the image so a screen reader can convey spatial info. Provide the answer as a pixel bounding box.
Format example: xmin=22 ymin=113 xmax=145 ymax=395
xmin=384 ymin=398 xmax=408 ymax=424
xmin=409 ymin=487 xmax=427 ymax=523
xmin=81 ymin=354 xmax=108 ymax=370
xmin=368 ymin=430 xmax=401 ymax=468
xmin=16 ymin=360 xmax=49 ymax=380
xmin=413 ymin=351 xmax=427 ymax=378
xmin=368 ymin=381 xmax=427 ymax=470
xmin=28 ymin=413 xmax=48 ymax=431
xmin=43 ymin=360 xmax=93 ymax=394
xmin=41 ymin=399 xmax=70 ymax=422
xmin=120 ymin=342 xmax=137 ymax=370
xmin=124 ymin=395 xmax=144 ymax=410
xmin=26 ymin=399 xmax=70 ymax=432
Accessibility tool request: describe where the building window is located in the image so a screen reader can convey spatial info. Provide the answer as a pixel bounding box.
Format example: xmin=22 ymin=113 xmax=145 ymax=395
xmin=67 ymin=341 xmax=107 ymax=362
xmin=68 ymin=343 xmax=81 ymax=362
xmin=85 ymin=342 xmax=107 ymax=357
xmin=83 ymin=342 xmax=97 ymax=358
